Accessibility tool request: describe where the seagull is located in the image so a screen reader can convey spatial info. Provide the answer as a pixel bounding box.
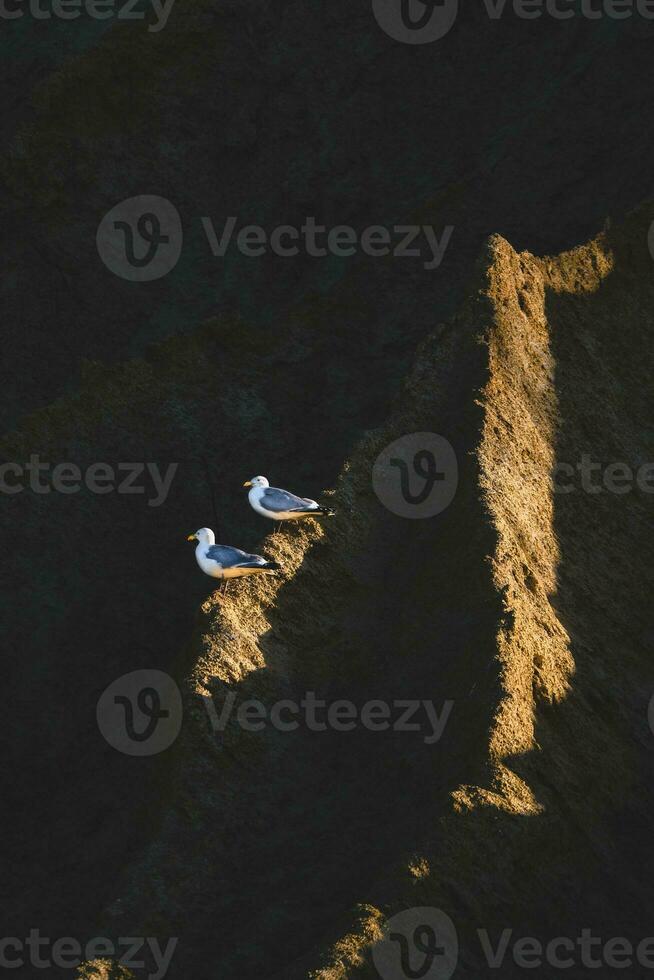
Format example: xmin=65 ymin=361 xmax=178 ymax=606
xmin=243 ymin=476 xmax=335 ymax=530
xmin=187 ymin=527 xmax=281 ymax=593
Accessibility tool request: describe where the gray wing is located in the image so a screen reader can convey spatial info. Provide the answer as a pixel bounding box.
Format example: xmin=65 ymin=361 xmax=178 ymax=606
xmin=262 ymin=487 xmax=318 ymax=513
xmin=206 ymin=544 xmax=267 ymax=568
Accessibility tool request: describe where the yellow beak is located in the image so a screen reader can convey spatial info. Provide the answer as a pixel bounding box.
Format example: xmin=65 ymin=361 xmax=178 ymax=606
xmin=187 ymin=534 xmax=196 ymax=541
xmin=243 ymin=480 xmax=252 ymax=487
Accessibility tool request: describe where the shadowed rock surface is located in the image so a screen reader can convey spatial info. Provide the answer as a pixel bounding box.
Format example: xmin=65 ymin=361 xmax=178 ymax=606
xmin=4 ymin=5 xmax=654 ymax=977
xmin=15 ymin=203 xmax=647 ymax=979
xmin=3 ymin=3 xmax=654 ymax=430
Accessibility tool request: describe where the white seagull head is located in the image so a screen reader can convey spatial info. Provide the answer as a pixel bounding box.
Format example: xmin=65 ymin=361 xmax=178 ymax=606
xmin=187 ymin=527 xmax=216 ymax=547
xmin=243 ymin=475 xmax=269 ymax=489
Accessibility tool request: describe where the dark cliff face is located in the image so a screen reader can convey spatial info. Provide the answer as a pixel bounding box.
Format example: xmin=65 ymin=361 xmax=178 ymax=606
xmin=3 ymin=3 xmax=654 ymax=978
xmin=2 ymin=3 xmax=654 ymax=432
